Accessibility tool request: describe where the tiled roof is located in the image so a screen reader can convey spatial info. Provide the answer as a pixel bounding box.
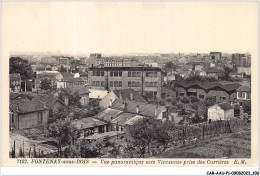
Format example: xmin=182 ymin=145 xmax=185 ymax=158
xmin=10 ymin=99 xmax=46 ymax=114
xmin=111 ymin=99 xmax=165 ymax=118
xmin=125 ymin=115 xmax=146 ymax=125
xmin=9 ymin=93 xmax=34 ymax=100
xmin=113 ymin=89 xmax=148 ymax=103
xmin=89 ymin=89 xmax=108 ymax=99
xmin=95 ymin=108 xmax=123 ymax=122
xmin=175 ymin=81 xmax=241 ymax=92
xmin=60 ymin=72 xmax=74 ymax=81
xmin=69 ymin=85 xmax=90 ymax=95
xmin=214 ymin=102 xmax=234 ymax=110
xmin=237 ymin=85 xmax=251 ymax=92
xmin=72 ymin=117 xmax=108 ymax=130
xmin=10 ymin=74 xmax=21 ymax=81
xmin=110 ymin=113 xmax=137 ymax=126
xmin=31 ymin=94 xmax=65 ymax=109
xmin=67 ymin=77 xmax=84 ymax=83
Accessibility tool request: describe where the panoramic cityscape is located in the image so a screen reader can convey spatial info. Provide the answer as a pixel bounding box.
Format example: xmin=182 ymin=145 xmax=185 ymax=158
xmin=9 ymin=51 xmax=251 ymax=158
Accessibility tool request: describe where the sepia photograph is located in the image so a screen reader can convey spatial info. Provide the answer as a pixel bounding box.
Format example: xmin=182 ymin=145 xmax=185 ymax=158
xmin=1 ymin=1 xmax=259 ymax=174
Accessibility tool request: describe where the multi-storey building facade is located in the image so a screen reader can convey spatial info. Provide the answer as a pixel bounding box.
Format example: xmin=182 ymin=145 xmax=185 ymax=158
xmin=88 ymin=67 xmax=162 ymax=99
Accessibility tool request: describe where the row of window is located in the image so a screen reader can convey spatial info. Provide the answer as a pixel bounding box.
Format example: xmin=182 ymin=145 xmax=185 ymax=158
xmin=237 ymin=92 xmax=246 ymax=98
xmin=93 ymin=71 xmax=105 ymax=76
xmin=110 ymin=81 xmax=122 ymax=87
xmin=92 ymin=81 xmax=105 ymax=87
xmin=180 ymin=93 xmax=226 ymax=100
xmin=92 ymin=71 xmax=158 ymax=77
xmin=145 ymin=82 xmax=157 ymax=87
xmin=110 ymin=71 xmax=123 ymax=77
xmin=128 ymin=81 xmax=140 ymax=87
xmin=128 ymin=71 xmax=141 ymax=77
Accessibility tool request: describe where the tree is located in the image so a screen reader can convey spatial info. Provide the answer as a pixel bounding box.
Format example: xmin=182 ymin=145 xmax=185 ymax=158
xmin=155 ymin=121 xmax=175 ymax=151
xmin=46 ymin=117 xmax=80 ymax=157
xmin=59 ymin=65 xmax=67 ymax=72
xmin=242 ymin=100 xmax=251 ymax=115
xmin=165 ymin=62 xmax=177 ymax=70
xmin=204 ymin=96 xmax=216 ymax=107
xmin=58 ymin=88 xmax=82 ymax=108
xmin=9 ymin=57 xmax=34 ymax=80
xmin=40 ymin=78 xmax=52 ymax=91
xmin=219 ymin=66 xmax=232 ymax=81
xmin=189 ymin=95 xmax=199 ymax=103
xmin=129 ymin=118 xmax=157 ymax=157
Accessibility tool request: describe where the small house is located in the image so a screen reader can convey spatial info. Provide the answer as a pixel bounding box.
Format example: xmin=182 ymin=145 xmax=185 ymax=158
xmin=208 ymin=102 xmax=234 ymax=121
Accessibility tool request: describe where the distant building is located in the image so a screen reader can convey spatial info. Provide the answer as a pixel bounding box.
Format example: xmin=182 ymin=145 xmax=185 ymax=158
xmin=205 ymin=68 xmax=223 ymax=79
xmin=236 ymin=85 xmax=251 ymax=101
xmin=232 ymin=53 xmax=251 ymax=67
xmin=175 ymin=81 xmax=241 ymax=103
xmin=208 ymin=102 xmax=234 ymax=121
xmin=237 ymin=67 xmax=251 ymax=76
xmin=89 ymin=53 xmax=102 ymax=68
xmin=230 ymin=72 xmax=245 ymax=79
xmin=10 ymin=73 xmax=22 ymax=93
xmin=209 ymin=52 xmax=222 ymax=61
xmin=88 ymin=67 xmax=163 ymax=100
xmin=34 ymin=71 xmax=63 ymax=92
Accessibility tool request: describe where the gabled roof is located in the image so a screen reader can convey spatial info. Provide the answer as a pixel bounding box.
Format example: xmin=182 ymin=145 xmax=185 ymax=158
xmin=113 ymin=89 xmax=148 ymax=103
xmin=125 ymin=115 xmax=146 ymax=125
xmin=210 ymin=102 xmax=233 ymax=110
xmin=9 ymin=93 xmax=34 ymax=100
xmin=72 ymin=117 xmax=108 ymax=130
xmin=89 ymin=89 xmax=108 ymax=99
xmin=110 ymin=113 xmax=137 ymax=126
xmin=237 ymin=85 xmax=251 ymax=92
xmin=111 ymin=99 xmax=165 ymax=118
xmin=175 ymin=81 xmax=241 ymax=92
xmin=31 ymin=94 xmax=66 ymax=109
xmin=95 ymin=108 xmax=123 ymax=122
xmin=10 ymin=99 xmax=46 ymax=114
xmin=60 ymin=72 xmax=74 ymax=81
xmin=68 ymin=85 xmax=90 ymax=95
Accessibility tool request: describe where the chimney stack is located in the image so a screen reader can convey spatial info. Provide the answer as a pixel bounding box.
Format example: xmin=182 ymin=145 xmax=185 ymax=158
xmin=109 ymin=99 xmax=113 ymax=107
xmin=136 ymin=104 xmax=139 ymax=114
xmin=130 ymin=92 xmax=134 ymax=100
xmin=124 ymin=101 xmax=127 ymax=112
xmin=64 ymin=96 xmax=69 ymax=106
xmin=43 ymin=102 xmax=47 ymax=109
xmin=119 ymin=93 xmax=123 ymax=100
xmin=16 ymin=104 xmax=20 ymax=112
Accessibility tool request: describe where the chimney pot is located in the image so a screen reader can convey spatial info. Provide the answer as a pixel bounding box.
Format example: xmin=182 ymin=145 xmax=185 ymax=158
xmin=136 ymin=104 xmax=139 ymax=114
xmin=130 ymin=92 xmax=134 ymax=100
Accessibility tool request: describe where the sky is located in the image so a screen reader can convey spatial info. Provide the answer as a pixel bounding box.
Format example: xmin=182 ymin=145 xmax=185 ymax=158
xmin=2 ymin=2 xmax=258 ymax=56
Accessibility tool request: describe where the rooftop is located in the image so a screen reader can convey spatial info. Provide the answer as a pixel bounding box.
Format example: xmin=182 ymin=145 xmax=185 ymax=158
xmin=89 ymin=89 xmax=108 ymax=99
xmin=174 ymin=81 xmax=241 ymax=92
xmin=10 ymin=99 xmax=46 ymax=114
xmin=237 ymin=85 xmax=251 ymax=92
xmin=111 ymin=99 xmax=165 ymax=118
xmin=72 ymin=117 xmax=108 ymax=130
xmin=89 ymin=66 xmax=162 ymax=72
xmin=95 ymin=108 xmax=123 ymax=122
xmin=68 ymin=85 xmax=90 ymax=95
xmin=113 ymin=89 xmax=148 ymax=103
xmin=211 ymin=102 xmax=234 ymax=110
xmin=31 ymin=94 xmax=65 ymax=109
